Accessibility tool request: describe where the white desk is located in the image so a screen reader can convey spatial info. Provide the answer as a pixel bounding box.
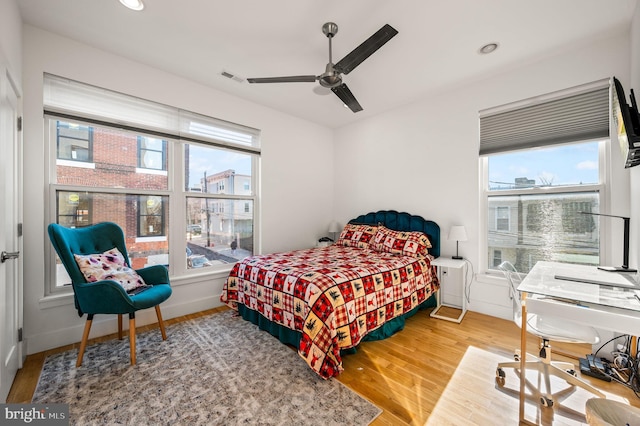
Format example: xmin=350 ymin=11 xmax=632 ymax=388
xmin=516 ymin=261 xmax=640 ymax=424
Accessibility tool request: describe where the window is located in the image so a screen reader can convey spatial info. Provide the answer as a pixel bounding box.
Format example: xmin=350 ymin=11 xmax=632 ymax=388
xmin=45 ymin=74 xmax=260 ymax=293
xmin=138 ymin=136 xmax=167 ymax=171
xmin=138 ymin=195 xmax=165 ymax=237
xmin=495 ymin=206 xmax=510 ymax=231
xmin=486 ymin=178 xmax=601 ymax=273
xmin=493 ymin=250 xmax=502 ymax=267
xmin=185 ymin=144 xmax=254 ymax=266
xmin=480 ymin=81 xmax=608 ymax=274
xmin=57 ymin=191 xmax=92 ymax=227
xmin=56 ymin=121 xmax=92 ymax=162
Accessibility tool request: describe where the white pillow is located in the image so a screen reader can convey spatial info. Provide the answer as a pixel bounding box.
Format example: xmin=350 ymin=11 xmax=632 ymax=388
xmin=74 ymin=247 xmax=149 ymax=293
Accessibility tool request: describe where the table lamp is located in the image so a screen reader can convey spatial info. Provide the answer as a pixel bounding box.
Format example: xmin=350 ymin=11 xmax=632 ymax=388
xmin=448 ymin=225 xmax=467 ymax=260
xmin=580 ymin=212 xmax=637 ymax=272
xmin=328 ymin=221 xmax=340 ymax=242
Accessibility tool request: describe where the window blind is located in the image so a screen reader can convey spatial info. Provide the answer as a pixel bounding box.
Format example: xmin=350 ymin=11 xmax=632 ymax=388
xmin=479 ymin=83 xmax=609 ymax=156
xmin=43 ymin=73 xmax=260 ymax=154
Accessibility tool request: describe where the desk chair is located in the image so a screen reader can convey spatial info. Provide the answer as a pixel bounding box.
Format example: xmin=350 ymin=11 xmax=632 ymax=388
xmin=495 ymin=261 xmax=605 ymax=407
xmin=48 ymin=222 xmax=172 ymax=367
xmin=585 ymin=398 xmax=640 ymax=425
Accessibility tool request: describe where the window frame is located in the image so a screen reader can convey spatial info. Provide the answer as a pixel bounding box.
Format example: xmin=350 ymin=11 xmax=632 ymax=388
xmin=137 ymin=195 xmax=166 ymax=237
xmin=478 ymin=79 xmax=611 ymax=277
xmin=56 ymin=190 xmax=93 ymax=228
xmin=56 ymin=121 xmax=93 ymax=163
xmin=137 ymin=136 xmax=167 ymax=171
xmin=492 ymin=249 xmax=502 ymax=267
xmin=46 ymin=118 xmax=260 ymax=296
xmin=495 ymin=206 xmax=510 ymax=232
xmin=182 ymin=141 xmax=257 ymax=274
xmin=43 ymin=80 xmax=261 ymax=296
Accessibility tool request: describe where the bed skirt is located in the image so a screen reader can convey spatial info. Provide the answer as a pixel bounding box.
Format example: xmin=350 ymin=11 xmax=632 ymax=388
xmin=236 ymin=293 xmax=437 ymax=351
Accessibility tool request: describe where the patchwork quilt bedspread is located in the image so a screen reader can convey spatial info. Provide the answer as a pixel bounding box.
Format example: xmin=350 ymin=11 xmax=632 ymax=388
xmin=220 ymin=245 xmax=439 ymax=379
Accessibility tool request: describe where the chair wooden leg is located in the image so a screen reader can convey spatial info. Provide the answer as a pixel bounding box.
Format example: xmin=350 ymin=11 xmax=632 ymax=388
xmin=118 ymin=314 xmax=123 ymax=340
xmin=77 ymin=314 xmax=93 ymax=367
xmin=129 ymin=313 xmax=136 ymax=365
xmin=155 ymin=305 xmax=167 ymax=340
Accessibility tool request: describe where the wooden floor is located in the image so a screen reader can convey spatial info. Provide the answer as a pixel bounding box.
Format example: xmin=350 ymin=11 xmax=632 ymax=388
xmin=7 ymin=306 xmax=640 ymax=425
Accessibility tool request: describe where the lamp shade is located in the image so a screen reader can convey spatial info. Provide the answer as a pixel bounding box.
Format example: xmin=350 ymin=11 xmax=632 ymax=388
xmin=448 ymin=225 xmax=468 ymax=242
xmin=328 ymin=221 xmax=340 ymax=233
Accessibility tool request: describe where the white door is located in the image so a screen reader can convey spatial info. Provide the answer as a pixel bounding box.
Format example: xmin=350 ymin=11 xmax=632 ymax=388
xmin=0 ymin=62 xmax=23 ymax=402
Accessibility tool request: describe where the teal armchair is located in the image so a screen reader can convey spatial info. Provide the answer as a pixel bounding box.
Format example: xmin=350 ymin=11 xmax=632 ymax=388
xmin=48 ymin=222 xmax=172 ymax=367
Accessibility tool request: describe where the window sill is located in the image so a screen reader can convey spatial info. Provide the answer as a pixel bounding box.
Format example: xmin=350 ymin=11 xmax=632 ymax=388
xmin=474 ymin=271 xmax=507 ymax=286
xmin=39 ymin=265 xmax=234 ymax=309
xmin=135 ymin=167 xmax=167 ymax=176
xmin=39 ymin=291 xmax=74 ymax=309
xmin=56 ymin=159 xmax=96 ymax=169
xmin=173 ymin=265 xmax=233 ymax=285
xmin=135 ymin=236 xmax=167 ymax=243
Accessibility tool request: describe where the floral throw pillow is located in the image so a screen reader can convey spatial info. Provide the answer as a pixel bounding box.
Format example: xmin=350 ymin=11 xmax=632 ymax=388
xmin=371 ymin=225 xmax=432 ymax=258
xmin=74 ymin=247 xmax=149 ymax=293
xmin=336 ymin=223 xmax=378 ymax=249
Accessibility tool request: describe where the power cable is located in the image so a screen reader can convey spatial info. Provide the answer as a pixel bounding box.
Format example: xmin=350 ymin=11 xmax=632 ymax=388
xmin=591 ymin=334 xmax=640 ymax=397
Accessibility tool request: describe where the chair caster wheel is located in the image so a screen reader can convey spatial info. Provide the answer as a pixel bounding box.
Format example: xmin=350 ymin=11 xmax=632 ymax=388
xmin=496 ymin=367 xmax=506 ymax=387
xmin=514 ymin=354 xmax=520 ymax=362
xmin=540 ymin=396 xmax=554 ymax=407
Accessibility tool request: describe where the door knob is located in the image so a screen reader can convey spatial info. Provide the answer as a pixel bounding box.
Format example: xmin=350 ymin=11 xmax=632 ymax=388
xmin=1 ymin=251 xmax=19 ymax=263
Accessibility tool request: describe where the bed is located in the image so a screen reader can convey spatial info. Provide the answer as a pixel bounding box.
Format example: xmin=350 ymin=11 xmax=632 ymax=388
xmin=220 ymin=210 xmax=440 ymax=379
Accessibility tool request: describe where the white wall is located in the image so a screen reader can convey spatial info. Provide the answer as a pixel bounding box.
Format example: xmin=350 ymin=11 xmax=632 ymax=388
xmin=22 ymin=25 xmax=334 ymax=354
xmin=334 ymin=31 xmax=633 ymax=319
xmin=0 ymin=0 xmax=21 ymax=85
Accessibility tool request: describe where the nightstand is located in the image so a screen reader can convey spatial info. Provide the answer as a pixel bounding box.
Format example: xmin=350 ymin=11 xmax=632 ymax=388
xmin=429 ymin=257 xmax=468 ymax=323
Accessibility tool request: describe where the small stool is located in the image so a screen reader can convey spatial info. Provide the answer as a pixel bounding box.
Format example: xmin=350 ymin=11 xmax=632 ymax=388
xmin=585 ymin=398 xmax=640 ymax=426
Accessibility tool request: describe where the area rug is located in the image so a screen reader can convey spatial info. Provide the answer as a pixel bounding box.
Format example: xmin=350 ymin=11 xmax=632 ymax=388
xmin=426 ymin=346 xmax=624 ymax=426
xmin=33 ymin=310 xmax=381 ymax=425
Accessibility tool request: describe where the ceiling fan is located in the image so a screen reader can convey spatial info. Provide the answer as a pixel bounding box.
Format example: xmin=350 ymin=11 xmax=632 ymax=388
xmin=247 ymin=22 xmax=398 ymax=113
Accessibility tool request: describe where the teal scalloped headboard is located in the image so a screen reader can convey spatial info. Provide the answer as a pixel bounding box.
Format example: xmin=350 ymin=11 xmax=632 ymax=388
xmin=349 ymin=210 xmax=440 ymax=258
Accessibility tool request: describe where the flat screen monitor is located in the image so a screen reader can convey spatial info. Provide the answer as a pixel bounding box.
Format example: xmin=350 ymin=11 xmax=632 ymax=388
xmin=612 ymin=77 xmax=640 ymax=168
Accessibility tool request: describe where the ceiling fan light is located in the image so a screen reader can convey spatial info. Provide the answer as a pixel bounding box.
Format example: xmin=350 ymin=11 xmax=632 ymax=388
xmin=119 ymin=0 xmax=144 ymax=11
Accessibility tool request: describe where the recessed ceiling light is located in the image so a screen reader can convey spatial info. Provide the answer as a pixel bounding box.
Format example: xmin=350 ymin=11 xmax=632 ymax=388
xmin=119 ymin=0 xmax=144 ymax=11
xmin=479 ymin=43 xmax=499 ymax=55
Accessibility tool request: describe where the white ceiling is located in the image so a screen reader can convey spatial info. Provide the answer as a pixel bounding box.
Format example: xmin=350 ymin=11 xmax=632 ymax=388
xmin=17 ymin=0 xmax=638 ymax=128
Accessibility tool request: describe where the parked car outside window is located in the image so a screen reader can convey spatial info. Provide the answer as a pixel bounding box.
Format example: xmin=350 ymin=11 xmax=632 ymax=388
xmin=187 ymin=224 xmax=202 ymax=235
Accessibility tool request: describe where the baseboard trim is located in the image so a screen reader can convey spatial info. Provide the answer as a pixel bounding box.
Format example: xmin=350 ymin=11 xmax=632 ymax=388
xmin=24 ymin=295 xmax=223 ymax=355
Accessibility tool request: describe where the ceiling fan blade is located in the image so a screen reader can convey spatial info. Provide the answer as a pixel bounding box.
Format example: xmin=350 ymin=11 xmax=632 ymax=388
xmin=332 ymin=83 xmax=363 ymax=113
xmin=247 ymin=75 xmax=317 ymax=83
xmin=334 ymin=24 xmax=398 ymax=75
